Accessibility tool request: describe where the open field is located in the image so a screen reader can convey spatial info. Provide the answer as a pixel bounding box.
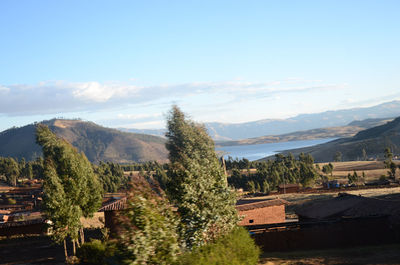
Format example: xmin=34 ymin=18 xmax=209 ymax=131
xmin=317 ymin=160 xmax=400 ymax=181
xmin=259 ymin=244 xmax=400 ymax=265
xmin=80 ymin=212 xmax=105 ymax=228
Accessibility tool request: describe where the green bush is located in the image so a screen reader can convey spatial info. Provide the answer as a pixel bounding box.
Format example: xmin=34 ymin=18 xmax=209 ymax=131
xmin=77 ymin=240 xmax=110 ymax=265
xmin=176 ymin=227 xmax=260 ymax=265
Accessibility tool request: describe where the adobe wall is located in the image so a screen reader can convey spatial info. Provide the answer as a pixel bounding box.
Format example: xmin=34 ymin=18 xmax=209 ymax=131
xmin=239 ymin=205 xmax=285 ymax=226
xmin=104 ymin=210 xmax=121 ymax=237
xmin=0 ymin=223 xmax=46 ymax=237
xmin=252 ymin=217 xmax=399 ymax=252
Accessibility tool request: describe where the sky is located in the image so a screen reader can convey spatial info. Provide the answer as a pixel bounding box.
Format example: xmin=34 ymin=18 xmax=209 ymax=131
xmin=1 ymin=0 xmax=400 ymax=131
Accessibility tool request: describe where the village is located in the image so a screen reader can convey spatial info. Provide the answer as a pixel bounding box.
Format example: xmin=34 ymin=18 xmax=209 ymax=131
xmin=1 ymin=160 xmax=400 ymax=264
xmin=2 ymin=1 xmax=400 ymax=264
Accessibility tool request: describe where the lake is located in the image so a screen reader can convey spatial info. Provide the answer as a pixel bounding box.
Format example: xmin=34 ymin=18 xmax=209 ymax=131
xmin=216 ymin=138 xmax=336 ymax=161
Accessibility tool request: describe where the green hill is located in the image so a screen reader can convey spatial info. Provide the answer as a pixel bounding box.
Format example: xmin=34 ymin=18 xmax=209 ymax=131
xmin=261 ymin=117 xmax=400 ymax=162
xmin=0 ymin=119 xmax=168 ymax=163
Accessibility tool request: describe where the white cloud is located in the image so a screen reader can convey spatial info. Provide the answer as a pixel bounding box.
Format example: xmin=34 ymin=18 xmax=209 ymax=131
xmin=116 ymin=113 xmax=157 ymax=118
xmin=0 ymin=85 xmax=10 ymax=93
xmin=122 ymin=120 xmax=165 ymax=129
xmin=0 ymin=79 xmax=346 ymax=117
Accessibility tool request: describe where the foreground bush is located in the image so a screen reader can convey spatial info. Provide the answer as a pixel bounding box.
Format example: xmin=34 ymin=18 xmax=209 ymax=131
xmin=176 ymin=227 xmax=260 ymax=265
xmin=77 ymin=240 xmax=108 ymax=265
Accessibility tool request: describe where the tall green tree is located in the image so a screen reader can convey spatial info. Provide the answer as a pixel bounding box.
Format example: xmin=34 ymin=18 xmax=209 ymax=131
xmin=362 ymin=148 xmax=368 ymax=161
xmin=36 ymin=124 xmax=102 ymax=260
xmin=322 ymin=163 xmax=334 ymax=178
xmin=165 ymin=106 xmax=239 ymax=248
xmin=0 ymin=157 xmax=20 ymax=186
xmin=95 ymin=162 xmax=128 ymax=193
xmin=384 ymin=147 xmax=396 ymax=179
xmin=334 ymin=151 xmax=342 ymax=162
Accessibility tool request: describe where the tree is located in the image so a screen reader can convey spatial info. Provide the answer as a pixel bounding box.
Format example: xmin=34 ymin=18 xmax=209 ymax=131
xmin=116 ymin=178 xmax=181 ymax=265
xmin=322 ymin=163 xmax=334 ymax=178
xmin=262 ymin=180 xmax=270 ymax=194
xmin=362 ymin=148 xmax=367 ymax=161
xmin=334 ymin=151 xmax=342 ymax=162
xmin=348 ymin=171 xmax=359 ymax=185
xmin=384 ymin=147 xmax=396 ymax=179
xmin=165 ymin=106 xmax=239 ymax=248
xmin=95 ymin=162 xmax=128 ymax=193
xmin=36 ymin=124 xmax=102 ymax=260
xmin=0 ymin=157 xmax=20 ymax=186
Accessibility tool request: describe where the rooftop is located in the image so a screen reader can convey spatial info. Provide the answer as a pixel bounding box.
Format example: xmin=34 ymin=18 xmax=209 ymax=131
xmin=236 ymin=199 xmax=289 ymax=212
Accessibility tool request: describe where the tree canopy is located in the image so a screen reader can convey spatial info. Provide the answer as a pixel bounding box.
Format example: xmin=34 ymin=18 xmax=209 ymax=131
xmin=165 ymin=106 xmax=239 ymax=248
xmin=36 ymin=124 xmax=102 ymax=258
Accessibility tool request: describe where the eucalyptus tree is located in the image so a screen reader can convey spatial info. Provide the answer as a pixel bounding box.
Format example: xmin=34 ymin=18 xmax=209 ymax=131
xmin=36 ymin=124 xmax=102 ymax=259
xmin=384 ymin=147 xmax=397 ymax=179
xmin=165 ymin=106 xmax=239 ymax=248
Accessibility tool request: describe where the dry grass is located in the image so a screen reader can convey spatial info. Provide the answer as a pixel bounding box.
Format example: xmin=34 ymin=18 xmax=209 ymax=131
xmin=317 ymin=160 xmax=400 ymax=181
xmin=80 ymin=212 xmax=105 ymax=228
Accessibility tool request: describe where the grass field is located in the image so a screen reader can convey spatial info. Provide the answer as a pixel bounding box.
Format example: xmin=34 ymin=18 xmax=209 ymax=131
xmin=317 ymin=160 xmax=400 ymax=182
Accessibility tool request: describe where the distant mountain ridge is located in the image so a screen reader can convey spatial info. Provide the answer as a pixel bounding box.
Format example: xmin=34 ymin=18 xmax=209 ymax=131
xmin=118 ymin=100 xmax=400 ymax=141
xmin=0 ymin=119 xmax=168 ymax=163
xmin=205 ymin=100 xmax=400 ymax=140
xmin=118 ymin=128 xmax=166 ymax=138
xmin=216 ymin=118 xmax=393 ymax=146
xmin=263 ymin=116 xmax=400 ymax=162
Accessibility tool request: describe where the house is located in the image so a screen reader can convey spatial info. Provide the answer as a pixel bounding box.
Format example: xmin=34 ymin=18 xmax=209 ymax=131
xmin=277 ymin=183 xmax=300 ymax=193
xmin=323 ymin=179 xmax=348 ymax=189
xmin=98 ymin=195 xmax=127 ymax=235
xmin=295 ymin=193 xmax=400 ymax=223
xmin=236 ymin=199 xmax=289 ymax=226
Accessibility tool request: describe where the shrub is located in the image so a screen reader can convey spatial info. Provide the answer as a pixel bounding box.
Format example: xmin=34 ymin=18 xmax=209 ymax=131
xmin=115 ymin=179 xmax=182 ymax=265
xmin=176 ymin=227 xmax=260 ymax=265
xmin=76 ymin=240 xmax=109 ymax=265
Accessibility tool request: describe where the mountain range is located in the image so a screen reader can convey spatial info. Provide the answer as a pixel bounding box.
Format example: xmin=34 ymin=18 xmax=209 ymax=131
xmin=121 ymin=100 xmax=400 ymax=141
xmin=2 ymin=100 xmax=400 ymax=164
xmin=0 ymin=119 xmax=168 ymax=163
xmin=215 ymin=118 xmax=393 ymax=146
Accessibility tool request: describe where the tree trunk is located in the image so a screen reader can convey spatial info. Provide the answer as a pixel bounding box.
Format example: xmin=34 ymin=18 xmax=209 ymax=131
xmin=72 ymin=239 xmax=76 ymax=256
xmin=63 ymin=239 xmax=68 ymax=261
xmin=80 ymin=227 xmax=85 ymax=245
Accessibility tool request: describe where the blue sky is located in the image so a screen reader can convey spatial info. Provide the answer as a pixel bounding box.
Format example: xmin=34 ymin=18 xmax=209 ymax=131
xmin=1 ymin=0 xmax=399 ymax=131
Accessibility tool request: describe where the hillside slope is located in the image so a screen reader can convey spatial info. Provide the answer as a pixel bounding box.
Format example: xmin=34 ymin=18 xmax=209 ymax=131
xmin=263 ymin=117 xmax=400 ymax=162
xmin=0 ymin=119 xmax=168 ymax=163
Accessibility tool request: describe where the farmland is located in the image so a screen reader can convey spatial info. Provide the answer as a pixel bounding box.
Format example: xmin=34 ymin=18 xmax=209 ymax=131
xmin=317 ymin=160 xmax=400 ymax=182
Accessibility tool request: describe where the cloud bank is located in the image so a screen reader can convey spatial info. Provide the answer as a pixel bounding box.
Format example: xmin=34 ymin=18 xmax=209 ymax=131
xmin=0 ymin=79 xmax=345 ymax=117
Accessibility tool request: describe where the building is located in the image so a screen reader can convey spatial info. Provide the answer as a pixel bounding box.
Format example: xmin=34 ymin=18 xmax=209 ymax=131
xmin=98 ymin=195 xmax=127 ymax=236
xmin=277 ymin=183 xmax=300 ymax=194
xmin=295 ymin=193 xmax=400 ymax=223
xmin=251 ymin=193 xmax=400 ymax=252
xmin=236 ymin=199 xmax=288 ymax=226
